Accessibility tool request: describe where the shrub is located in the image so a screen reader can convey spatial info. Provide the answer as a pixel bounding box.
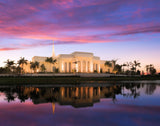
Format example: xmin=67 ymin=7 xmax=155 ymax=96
xmin=94 ymin=70 xmax=97 ymax=73
xmin=55 ymin=68 xmax=59 ymax=73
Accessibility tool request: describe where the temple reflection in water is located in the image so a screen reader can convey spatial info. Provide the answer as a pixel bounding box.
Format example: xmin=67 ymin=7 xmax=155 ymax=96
xmin=22 ymin=85 xmax=121 ymax=107
xmin=0 ymin=83 xmax=158 ymax=114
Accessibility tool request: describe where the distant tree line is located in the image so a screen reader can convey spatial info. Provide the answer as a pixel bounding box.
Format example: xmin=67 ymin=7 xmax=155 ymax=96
xmin=0 ymin=57 xmax=159 ymax=75
xmin=0 ymin=57 xmax=57 ymax=74
xmin=105 ymin=60 xmax=158 ymax=75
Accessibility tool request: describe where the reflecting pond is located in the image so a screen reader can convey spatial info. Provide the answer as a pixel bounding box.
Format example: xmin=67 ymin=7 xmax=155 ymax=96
xmin=0 ymin=82 xmax=160 ymax=126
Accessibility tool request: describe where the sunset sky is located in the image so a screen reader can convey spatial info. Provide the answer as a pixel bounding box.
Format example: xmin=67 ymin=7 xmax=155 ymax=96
xmin=0 ymin=0 xmax=160 ymax=72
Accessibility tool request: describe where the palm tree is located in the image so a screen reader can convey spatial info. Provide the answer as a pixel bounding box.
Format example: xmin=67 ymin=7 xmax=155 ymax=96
xmin=145 ymin=65 xmax=149 ymax=75
xmin=122 ymin=63 xmax=127 ymax=72
xmin=45 ymin=57 xmax=56 ymax=72
xmin=30 ymin=62 xmax=36 ymax=73
xmin=114 ymin=64 xmax=122 ymax=74
xmin=111 ymin=59 xmax=118 ymax=71
xmin=16 ymin=66 xmax=21 ymax=74
xmin=17 ymin=57 xmax=28 ymax=74
xmin=126 ymin=62 xmax=130 ymax=70
xmin=30 ymin=61 xmax=39 ymax=73
xmin=4 ymin=59 xmax=15 ymax=73
xmin=40 ymin=64 xmax=46 ymax=72
xmin=105 ymin=61 xmax=112 ymax=67
xmin=146 ymin=64 xmax=156 ymax=75
xmin=111 ymin=59 xmax=117 ymax=66
xmin=132 ymin=60 xmax=141 ymax=73
xmin=11 ymin=66 xmax=17 ymax=73
xmin=34 ymin=61 xmax=39 ymax=73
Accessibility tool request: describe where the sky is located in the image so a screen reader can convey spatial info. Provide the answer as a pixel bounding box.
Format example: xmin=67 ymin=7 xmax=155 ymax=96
xmin=0 ymin=0 xmax=160 ymax=72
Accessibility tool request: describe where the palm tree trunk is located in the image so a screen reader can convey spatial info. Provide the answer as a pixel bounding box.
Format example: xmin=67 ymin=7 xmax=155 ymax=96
xmin=21 ymin=64 xmax=23 ymax=74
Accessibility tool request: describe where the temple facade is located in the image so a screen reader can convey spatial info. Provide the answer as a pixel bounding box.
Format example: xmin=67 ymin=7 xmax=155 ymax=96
xmin=23 ymin=41 xmax=115 ymax=73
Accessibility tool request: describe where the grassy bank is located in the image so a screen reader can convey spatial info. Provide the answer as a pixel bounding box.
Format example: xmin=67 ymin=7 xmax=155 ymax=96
xmin=0 ymin=75 xmax=160 ymax=85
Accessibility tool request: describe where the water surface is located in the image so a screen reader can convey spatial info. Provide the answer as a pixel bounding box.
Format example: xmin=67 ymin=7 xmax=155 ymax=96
xmin=0 ymin=82 xmax=160 ymax=126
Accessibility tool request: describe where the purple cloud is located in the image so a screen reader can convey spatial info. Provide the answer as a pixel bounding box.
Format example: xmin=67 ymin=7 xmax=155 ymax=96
xmin=0 ymin=0 xmax=160 ymax=50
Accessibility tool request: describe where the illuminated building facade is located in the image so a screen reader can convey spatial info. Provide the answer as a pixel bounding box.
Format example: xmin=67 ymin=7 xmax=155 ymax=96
xmin=23 ymin=41 xmax=115 ymax=73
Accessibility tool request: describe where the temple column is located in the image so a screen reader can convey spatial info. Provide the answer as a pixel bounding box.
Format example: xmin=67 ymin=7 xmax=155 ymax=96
xmin=86 ymin=61 xmax=88 ymax=73
xmin=81 ymin=61 xmax=83 ymax=73
xmin=67 ymin=62 xmax=69 ymax=73
xmin=90 ymin=61 xmax=93 ymax=73
xmin=61 ymin=62 xmax=64 ymax=72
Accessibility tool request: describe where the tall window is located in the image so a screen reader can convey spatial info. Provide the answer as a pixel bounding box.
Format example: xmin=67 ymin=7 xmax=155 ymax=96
xmin=93 ymin=64 xmax=95 ymax=71
xmin=88 ymin=61 xmax=90 ymax=72
xmin=96 ymin=64 xmax=98 ymax=71
xmin=78 ymin=62 xmax=81 ymax=73
xmin=83 ymin=61 xmax=86 ymax=72
xmin=65 ymin=62 xmax=67 ymax=73
xmin=69 ymin=62 xmax=71 ymax=73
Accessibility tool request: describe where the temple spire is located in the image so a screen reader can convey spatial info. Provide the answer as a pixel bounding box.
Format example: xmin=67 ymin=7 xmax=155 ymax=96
xmin=52 ymin=40 xmax=55 ymax=57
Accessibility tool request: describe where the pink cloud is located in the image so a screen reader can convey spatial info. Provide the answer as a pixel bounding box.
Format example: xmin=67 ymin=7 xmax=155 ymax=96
xmin=0 ymin=47 xmax=22 ymax=51
xmin=0 ymin=0 xmax=159 ymax=51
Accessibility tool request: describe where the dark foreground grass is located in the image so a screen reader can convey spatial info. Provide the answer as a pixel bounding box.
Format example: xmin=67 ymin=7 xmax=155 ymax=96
xmin=0 ymin=75 xmax=160 ymax=85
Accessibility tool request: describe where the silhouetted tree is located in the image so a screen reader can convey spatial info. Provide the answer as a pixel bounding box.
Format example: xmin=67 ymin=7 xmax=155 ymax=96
xmin=145 ymin=85 xmax=156 ymax=95
xmin=114 ymin=64 xmax=122 ymax=74
xmin=30 ymin=61 xmax=39 ymax=73
xmin=122 ymin=63 xmax=127 ymax=73
xmin=130 ymin=60 xmax=141 ymax=74
xmin=40 ymin=64 xmax=46 ymax=72
xmin=17 ymin=57 xmax=28 ymax=74
xmin=137 ymin=70 xmax=141 ymax=75
xmin=146 ymin=65 xmax=150 ymax=75
xmin=126 ymin=62 xmax=130 ymax=70
xmin=146 ymin=64 xmax=157 ymax=75
xmin=150 ymin=67 xmax=156 ymax=75
xmin=16 ymin=66 xmax=22 ymax=74
xmin=4 ymin=59 xmax=15 ymax=73
xmin=45 ymin=57 xmax=56 ymax=72
xmin=105 ymin=61 xmax=112 ymax=67
xmin=0 ymin=67 xmax=7 ymax=74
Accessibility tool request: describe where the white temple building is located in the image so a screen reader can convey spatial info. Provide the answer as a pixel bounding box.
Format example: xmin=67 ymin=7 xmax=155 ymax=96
xmin=23 ymin=41 xmax=115 ymax=73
